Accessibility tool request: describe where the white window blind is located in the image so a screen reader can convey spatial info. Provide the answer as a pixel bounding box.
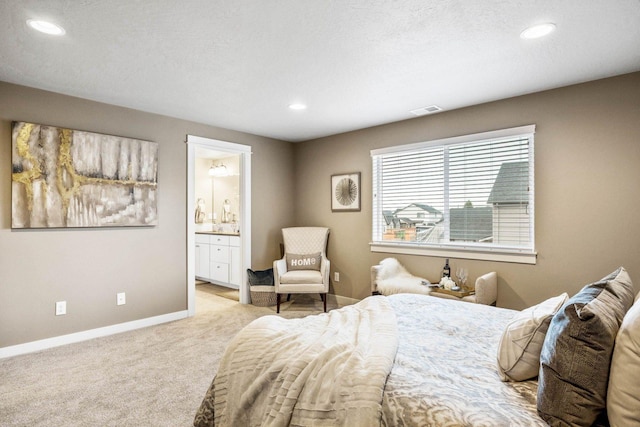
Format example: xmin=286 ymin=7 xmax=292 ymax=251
xmin=371 ymin=125 xmax=535 ymax=263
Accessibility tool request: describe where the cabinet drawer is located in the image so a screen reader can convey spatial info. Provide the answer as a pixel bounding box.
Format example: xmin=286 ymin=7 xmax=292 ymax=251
xmin=210 ymin=245 xmax=230 ymax=263
xmin=210 ymin=262 xmax=229 ymax=282
xmin=195 ymin=234 xmax=210 ymax=244
xmin=210 ymin=235 xmax=230 ymax=246
xmin=229 ymin=236 xmax=240 ymax=247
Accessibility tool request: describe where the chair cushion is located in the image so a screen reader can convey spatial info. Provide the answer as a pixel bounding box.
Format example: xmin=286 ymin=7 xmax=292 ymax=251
xmin=497 ymin=293 xmax=568 ymax=382
xmin=537 ymin=267 xmax=635 ymax=427
xmin=280 ymin=270 xmax=324 ymax=285
xmin=607 ymin=296 xmax=640 ymax=427
xmin=286 ymin=252 xmax=321 ymax=271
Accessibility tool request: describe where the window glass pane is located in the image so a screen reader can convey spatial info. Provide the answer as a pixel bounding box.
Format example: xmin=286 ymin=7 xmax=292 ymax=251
xmin=372 ymin=127 xmax=534 ymax=255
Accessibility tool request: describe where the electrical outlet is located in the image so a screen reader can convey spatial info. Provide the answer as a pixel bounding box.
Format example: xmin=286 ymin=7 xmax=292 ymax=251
xmin=334 ymin=272 xmax=340 ymax=282
xmin=55 ymin=301 xmax=67 ymax=316
xmin=117 ymin=292 xmax=126 ymax=306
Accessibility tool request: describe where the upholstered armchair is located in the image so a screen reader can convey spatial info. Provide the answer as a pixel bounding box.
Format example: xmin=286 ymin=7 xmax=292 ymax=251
xmin=461 ymin=271 xmax=497 ymax=305
xmin=370 ymin=259 xmax=497 ymax=306
xmin=273 ymin=227 xmax=330 ymax=313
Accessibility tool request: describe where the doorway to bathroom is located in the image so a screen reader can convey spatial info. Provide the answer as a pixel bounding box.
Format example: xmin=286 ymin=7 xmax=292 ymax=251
xmin=186 ymin=135 xmax=252 ymax=316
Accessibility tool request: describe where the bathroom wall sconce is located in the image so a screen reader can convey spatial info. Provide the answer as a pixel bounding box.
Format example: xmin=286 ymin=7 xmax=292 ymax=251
xmin=208 ymin=163 xmax=228 ymax=177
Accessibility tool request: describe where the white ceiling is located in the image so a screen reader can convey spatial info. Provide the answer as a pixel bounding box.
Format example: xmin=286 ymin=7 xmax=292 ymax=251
xmin=1 ymin=1 xmax=639 ymax=142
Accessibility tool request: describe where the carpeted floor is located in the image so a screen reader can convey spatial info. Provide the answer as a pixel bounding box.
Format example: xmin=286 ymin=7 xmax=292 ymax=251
xmin=0 ymin=286 xmax=332 ymax=426
xmin=197 ymin=282 xmax=240 ymax=302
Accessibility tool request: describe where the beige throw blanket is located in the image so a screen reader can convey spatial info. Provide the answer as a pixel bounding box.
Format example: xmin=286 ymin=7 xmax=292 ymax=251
xmin=200 ymin=296 xmax=398 ymax=427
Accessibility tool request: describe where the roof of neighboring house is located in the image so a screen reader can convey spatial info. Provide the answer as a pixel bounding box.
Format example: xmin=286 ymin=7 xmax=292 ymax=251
xmin=487 ymin=161 xmax=529 ymax=205
xmin=394 ymin=203 xmax=442 ymax=215
xmin=450 ymin=206 xmax=493 ymax=241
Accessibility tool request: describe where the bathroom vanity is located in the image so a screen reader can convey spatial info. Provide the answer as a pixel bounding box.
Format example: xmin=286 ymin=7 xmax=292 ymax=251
xmin=195 ymin=231 xmax=241 ymax=289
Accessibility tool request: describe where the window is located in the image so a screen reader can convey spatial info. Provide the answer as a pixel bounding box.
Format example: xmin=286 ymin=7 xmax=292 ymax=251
xmin=371 ymin=125 xmax=536 ymax=264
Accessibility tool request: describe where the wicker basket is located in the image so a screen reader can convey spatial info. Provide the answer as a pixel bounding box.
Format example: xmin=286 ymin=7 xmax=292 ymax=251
xmin=250 ymin=285 xmax=277 ymax=307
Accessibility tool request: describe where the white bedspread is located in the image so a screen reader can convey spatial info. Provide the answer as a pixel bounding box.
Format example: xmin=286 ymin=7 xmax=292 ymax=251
xmin=202 ymin=296 xmax=398 ymax=427
xmin=382 ymin=294 xmax=546 ymax=427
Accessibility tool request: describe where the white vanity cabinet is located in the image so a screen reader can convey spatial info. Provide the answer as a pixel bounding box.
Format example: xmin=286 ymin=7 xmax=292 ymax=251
xmin=195 ymin=233 xmax=241 ymax=289
xmin=229 ymin=237 xmax=241 ymax=286
xmin=195 ymin=234 xmax=210 ymax=279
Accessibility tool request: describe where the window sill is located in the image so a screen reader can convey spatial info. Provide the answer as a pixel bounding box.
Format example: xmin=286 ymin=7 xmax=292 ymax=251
xmin=370 ymin=242 xmax=537 ymax=265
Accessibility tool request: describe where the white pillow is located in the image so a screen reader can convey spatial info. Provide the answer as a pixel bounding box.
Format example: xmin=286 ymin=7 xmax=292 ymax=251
xmin=497 ymin=293 xmax=568 ymax=381
xmin=607 ymin=297 xmax=640 ymax=427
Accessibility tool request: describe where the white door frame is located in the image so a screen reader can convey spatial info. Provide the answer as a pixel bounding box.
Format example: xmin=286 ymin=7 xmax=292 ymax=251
xmin=186 ymin=135 xmax=252 ymax=314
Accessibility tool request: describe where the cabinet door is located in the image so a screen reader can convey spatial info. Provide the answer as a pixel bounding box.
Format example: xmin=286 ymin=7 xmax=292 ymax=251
xmin=195 ymin=243 xmax=210 ymax=279
xmin=230 ymin=245 xmax=241 ymax=286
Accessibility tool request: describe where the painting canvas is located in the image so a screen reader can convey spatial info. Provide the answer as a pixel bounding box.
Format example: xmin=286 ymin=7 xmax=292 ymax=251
xmin=11 ymin=121 xmax=158 ymax=228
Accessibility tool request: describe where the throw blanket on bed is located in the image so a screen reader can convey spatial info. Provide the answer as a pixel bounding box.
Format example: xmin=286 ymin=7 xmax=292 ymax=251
xmin=194 ymin=296 xmax=398 ymax=427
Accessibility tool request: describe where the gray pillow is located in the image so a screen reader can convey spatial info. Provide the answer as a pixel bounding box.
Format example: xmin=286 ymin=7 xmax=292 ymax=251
xmin=537 ymin=267 xmax=635 ymax=427
xmin=247 ymin=268 xmax=274 ymax=286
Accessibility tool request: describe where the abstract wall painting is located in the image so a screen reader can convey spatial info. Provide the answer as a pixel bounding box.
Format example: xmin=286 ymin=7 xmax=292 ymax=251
xmin=11 ymin=121 xmax=158 ymax=228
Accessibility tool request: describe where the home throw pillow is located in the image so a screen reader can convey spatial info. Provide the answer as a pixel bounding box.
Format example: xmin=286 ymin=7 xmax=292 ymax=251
xmin=607 ymin=296 xmax=640 ymax=427
xmin=537 ymin=267 xmax=635 ymax=427
xmin=497 ymin=292 xmax=568 ymax=382
xmin=247 ymin=268 xmax=274 ymax=286
xmin=286 ymin=252 xmax=321 ymax=271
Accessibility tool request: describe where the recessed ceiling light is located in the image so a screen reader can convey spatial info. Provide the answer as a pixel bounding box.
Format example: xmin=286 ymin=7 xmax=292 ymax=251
xmin=288 ymin=103 xmax=307 ymax=111
xmin=520 ymin=23 xmax=556 ymax=40
xmin=27 ymin=19 xmax=66 ymax=36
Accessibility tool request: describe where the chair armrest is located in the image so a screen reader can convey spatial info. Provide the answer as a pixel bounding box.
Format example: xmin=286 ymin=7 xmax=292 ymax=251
xmin=320 ymin=255 xmax=330 ymax=291
xmin=273 ymin=258 xmax=287 ymax=292
xmin=474 ymin=271 xmax=497 ymax=305
xmin=371 ymin=265 xmax=381 ymax=294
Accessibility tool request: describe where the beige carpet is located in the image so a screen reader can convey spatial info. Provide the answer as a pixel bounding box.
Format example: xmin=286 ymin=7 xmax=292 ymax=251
xmin=0 ymin=287 xmax=334 ymax=426
xmin=197 ymin=282 xmax=240 ymax=302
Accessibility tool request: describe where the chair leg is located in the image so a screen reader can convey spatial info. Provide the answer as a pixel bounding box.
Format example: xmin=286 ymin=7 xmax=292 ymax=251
xmin=276 ymin=293 xmax=281 ymax=313
xmin=321 ymin=293 xmax=327 ymax=312
xmin=287 ymin=294 xmax=291 ymax=302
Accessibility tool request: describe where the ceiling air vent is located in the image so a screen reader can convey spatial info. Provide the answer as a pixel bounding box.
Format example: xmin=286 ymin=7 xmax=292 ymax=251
xmin=410 ymin=105 xmax=442 ymax=116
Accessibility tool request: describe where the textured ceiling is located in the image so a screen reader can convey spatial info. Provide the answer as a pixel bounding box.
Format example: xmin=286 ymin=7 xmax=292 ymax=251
xmin=1 ymin=0 xmax=639 ymax=142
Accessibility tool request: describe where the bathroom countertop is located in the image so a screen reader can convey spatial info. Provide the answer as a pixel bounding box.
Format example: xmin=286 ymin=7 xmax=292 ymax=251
xmin=195 ymin=231 xmax=240 ymax=236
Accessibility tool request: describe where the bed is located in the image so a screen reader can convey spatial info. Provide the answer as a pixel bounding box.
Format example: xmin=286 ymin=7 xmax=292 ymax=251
xmin=194 ymin=294 xmax=544 ymax=426
xmin=194 ymin=266 xmax=640 ymax=427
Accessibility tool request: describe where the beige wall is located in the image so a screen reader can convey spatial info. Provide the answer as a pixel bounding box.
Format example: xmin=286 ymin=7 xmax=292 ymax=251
xmin=2 ymin=72 xmax=639 ymax=349
xmin=0 ymin=82 xmax=294 ymax=348
xmin=294 ymin=72 xmax=640 ymax=309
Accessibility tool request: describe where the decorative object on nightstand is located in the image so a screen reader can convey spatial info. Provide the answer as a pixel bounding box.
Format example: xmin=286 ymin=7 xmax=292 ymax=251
xmin=439 ymin=276 xmax=457 ymax=290
xmin=442 ymin=258 xmax=451 ymax=278
xmin=432 ymin=270 xmax=496 ymax=305
xmin=451 ymin=267 xmax=468 ymax=291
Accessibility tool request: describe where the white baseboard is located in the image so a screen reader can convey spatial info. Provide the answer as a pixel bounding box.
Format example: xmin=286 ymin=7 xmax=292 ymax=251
xmin=331 ymin=294 xmax=360 ymax=307
xmin=0 ymin=310 xmax=189 ymax=359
